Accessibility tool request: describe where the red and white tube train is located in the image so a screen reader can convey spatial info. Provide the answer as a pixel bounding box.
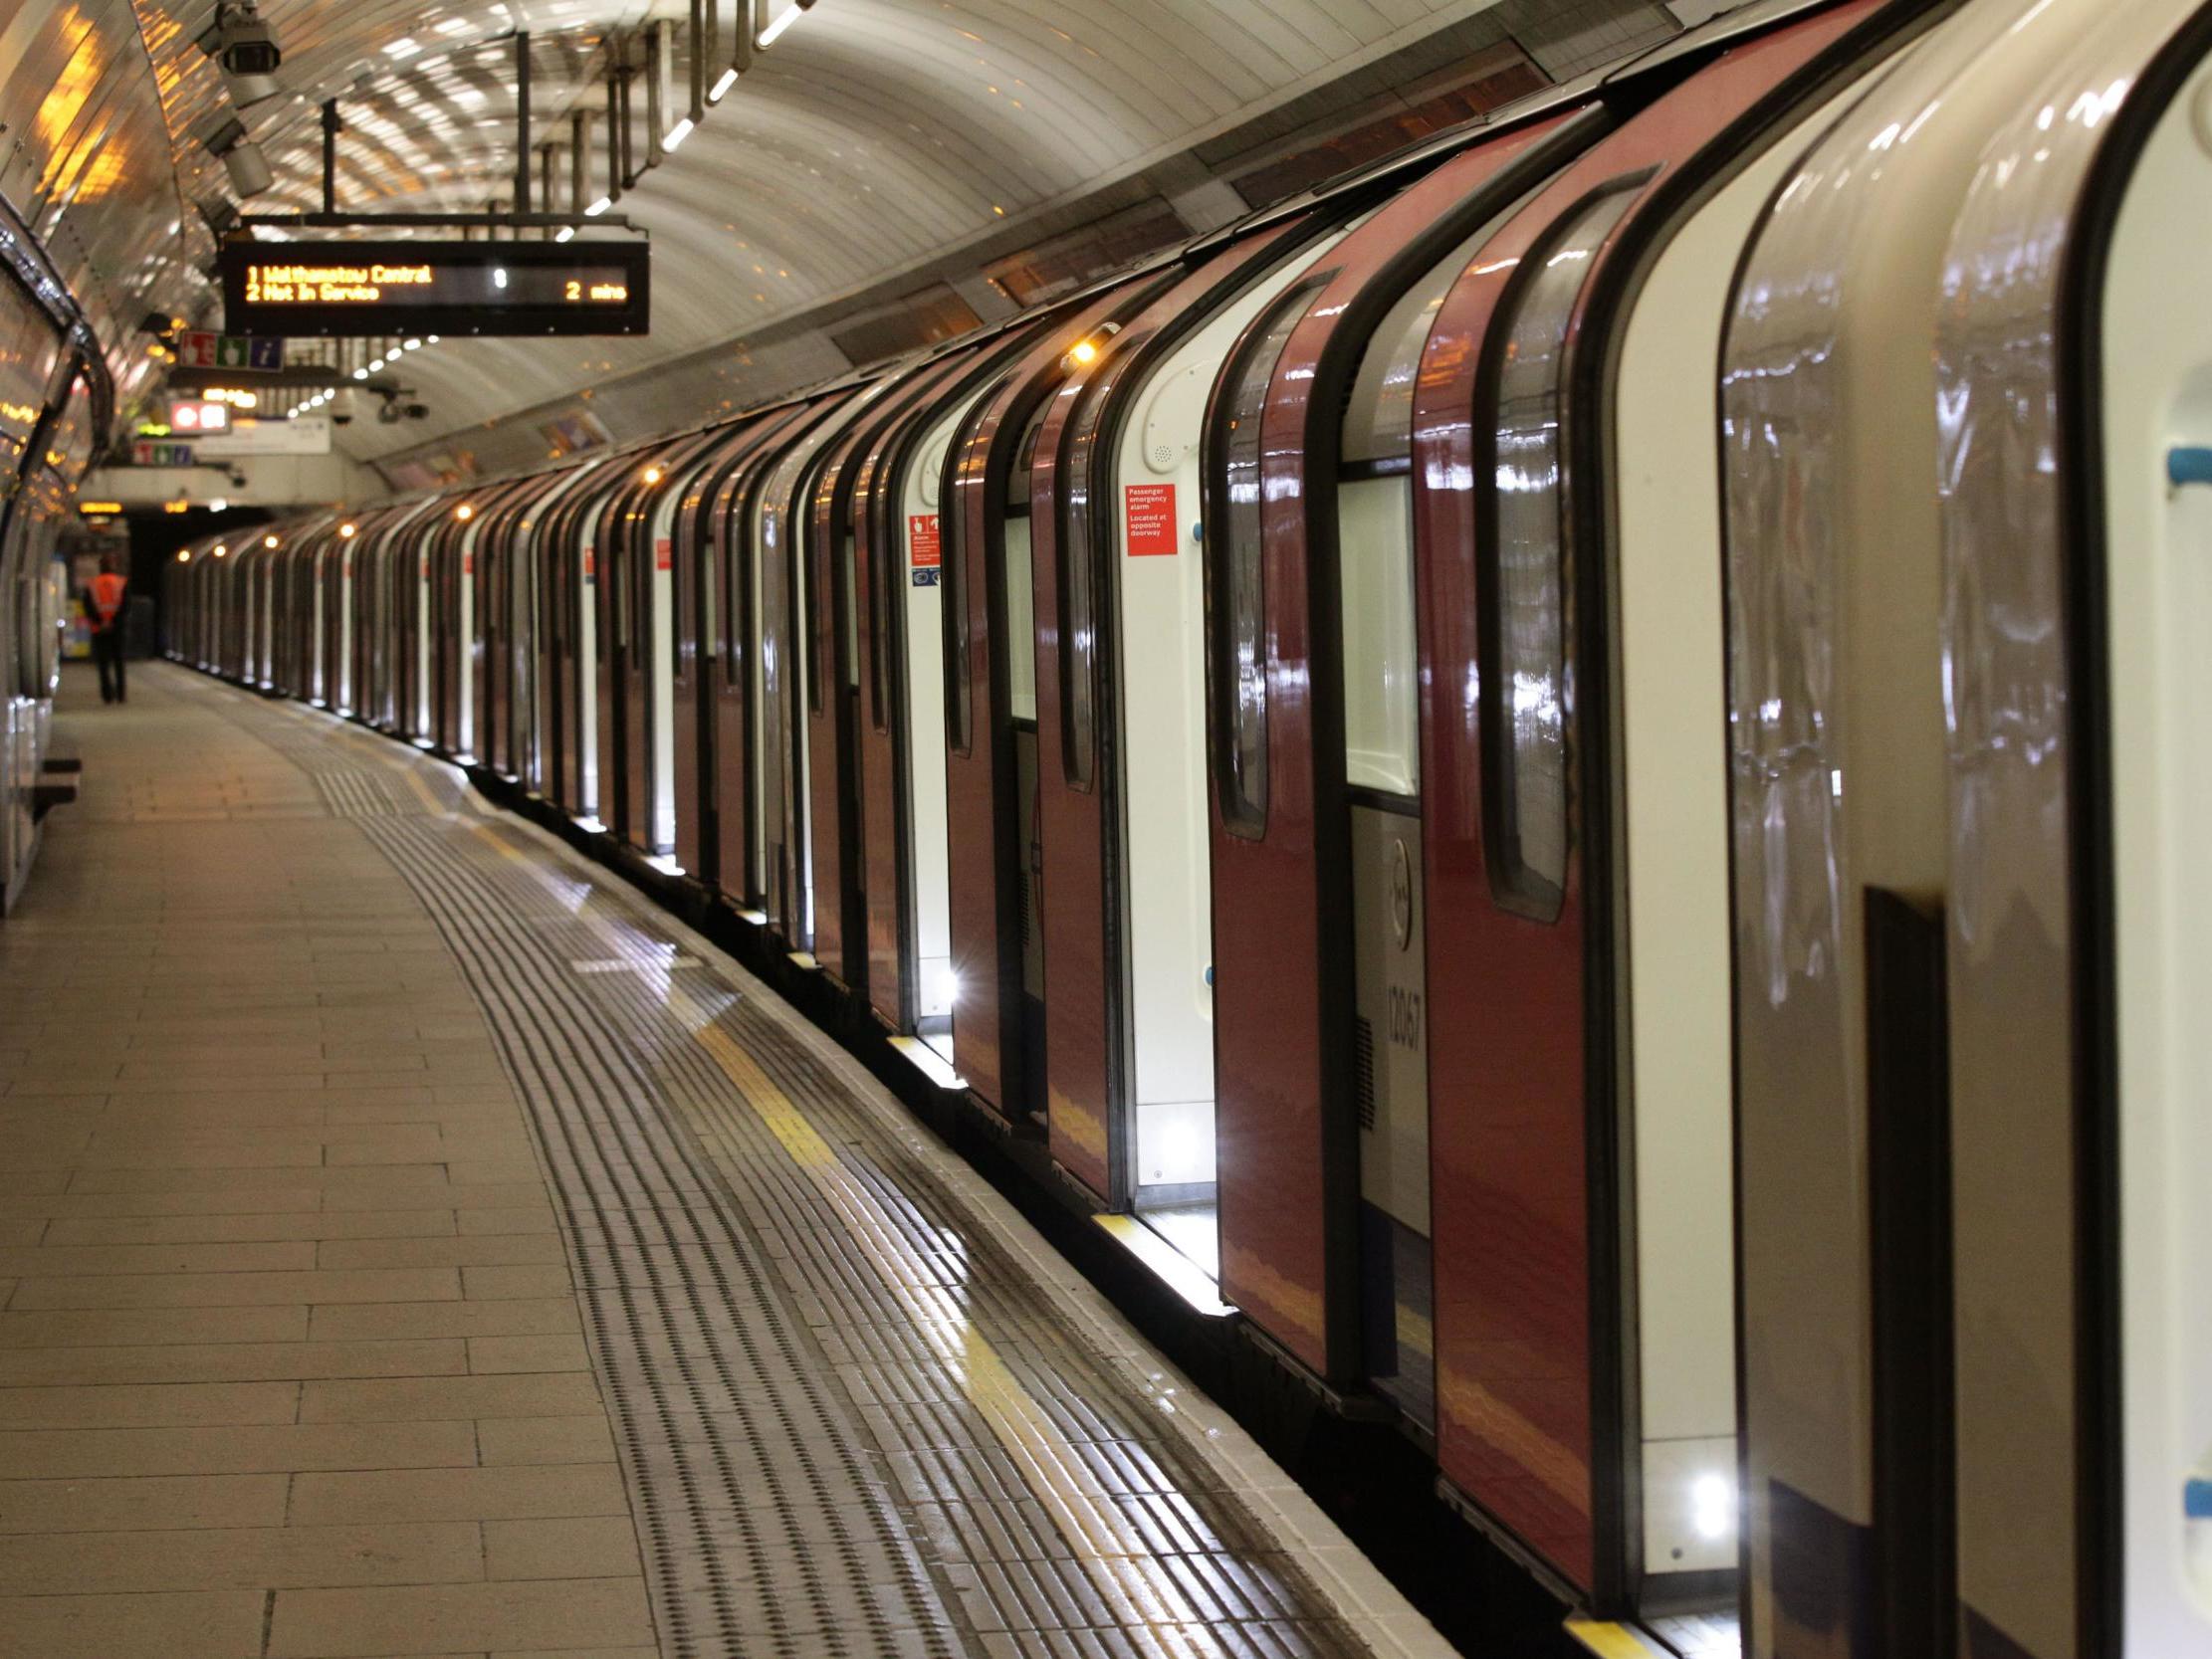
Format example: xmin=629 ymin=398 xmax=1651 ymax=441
xmin=168 ymin=0 xmax=2212 ymax=1650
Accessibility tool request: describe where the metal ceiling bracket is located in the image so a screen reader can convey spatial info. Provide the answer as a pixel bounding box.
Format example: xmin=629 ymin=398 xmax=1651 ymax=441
xmin=235 ymin=211 xmax=642 ymax=231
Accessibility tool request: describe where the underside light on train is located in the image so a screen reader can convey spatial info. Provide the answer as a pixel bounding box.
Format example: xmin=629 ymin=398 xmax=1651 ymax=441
xmin=212 ymin=544 xmax=227 ymax=558
xmin=263 ymin=534 xmax=279 ymax=549
xmin=338 ymin=522 xmax=356 ymax=538
xmin=642 ymin=465 xmax=663 ymax=487
xmin=454 ymin=504 xmax=474 ymax=522
xmin=1690 ymin=1472 xmax=1736 ymax=1542
xmin=175 ymin=549 xmax=189 ymax=563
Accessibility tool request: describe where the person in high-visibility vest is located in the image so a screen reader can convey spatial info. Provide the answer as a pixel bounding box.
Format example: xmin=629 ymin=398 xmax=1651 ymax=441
xmin=82 ymin=553 xmax=127 ymax=705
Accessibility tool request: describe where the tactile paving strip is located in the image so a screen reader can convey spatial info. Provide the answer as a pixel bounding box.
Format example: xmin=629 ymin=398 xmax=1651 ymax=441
xmin=202 ymin=686 xmax=1379 ymax=1659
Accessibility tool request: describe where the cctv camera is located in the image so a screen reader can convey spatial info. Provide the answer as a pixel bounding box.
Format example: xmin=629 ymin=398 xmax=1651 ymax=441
xmin=327 ymin=388 xmax=360 ymax=427
xmin=404 ymin=403 xmax=429 ymax=421
xmin=192 ymin=114 xmax=271 ymax=197
xmin=223 ymin=140 xmax=272 ymax=197
xmin=197 ymin=2 xmax=280 ymax=78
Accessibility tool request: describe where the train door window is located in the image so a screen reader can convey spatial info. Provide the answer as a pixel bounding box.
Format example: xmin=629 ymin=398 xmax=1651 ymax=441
xmin=942 ymin=384 xmax=1006 ymax=759
xmin=1059 ymin=387 xmax=1108 ymax=791
xmin=1482 ymin=186 xmax=1637 ymax=923
xmin=1210 ymin=281 xmax=1322 ymax=838
xmin=869 ymin=465 xmax=893 ymax=733
xmin=1005 ymin=403 xmax=1049 ymax=726
xmin=842 ymin=527 xmax=859 ymax=694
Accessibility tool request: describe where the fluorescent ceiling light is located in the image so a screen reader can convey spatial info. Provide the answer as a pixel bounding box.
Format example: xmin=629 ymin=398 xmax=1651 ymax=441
xmin=663 ymin=117 xmax=694 ymax=151
xmin=759 ymin=3 xmax=804 ymax=47
xmin=382 ymin=36 xmax=420 ymax=56
xmin=583 ymin=196 xmax=609 ymax=217
xmin=709 ymin=67 xmax=738 ymax=102
xmin=554 ymin=226 xmax=575 ymax=243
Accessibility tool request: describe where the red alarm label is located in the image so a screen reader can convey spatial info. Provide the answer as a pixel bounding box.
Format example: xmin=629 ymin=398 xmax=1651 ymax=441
xmin=462 ymin=552 xmax=473 ymax=576
xmin=1124 ymin=484 xmax=1178 ymax=556
xmin=582 ymin=546 xmax=595 ymax=580
xmin=909 ymin=514 xmax=941 ymax=568
xmin=655 ymin=536 xmax=672 ymax=572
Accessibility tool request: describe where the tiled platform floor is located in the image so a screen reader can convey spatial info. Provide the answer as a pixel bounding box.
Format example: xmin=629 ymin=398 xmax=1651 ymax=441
xmin=0 ymin=662 xmax=1452 ymax=1659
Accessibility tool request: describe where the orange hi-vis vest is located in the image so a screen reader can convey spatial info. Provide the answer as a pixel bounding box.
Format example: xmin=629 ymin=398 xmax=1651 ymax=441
xmin=91 ymin=572 xmax=125 ymax=626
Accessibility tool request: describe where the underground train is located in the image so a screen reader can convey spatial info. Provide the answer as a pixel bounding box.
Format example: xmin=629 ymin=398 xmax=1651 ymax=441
xmin=167 ymin=0 xmax=2212 ymax=1650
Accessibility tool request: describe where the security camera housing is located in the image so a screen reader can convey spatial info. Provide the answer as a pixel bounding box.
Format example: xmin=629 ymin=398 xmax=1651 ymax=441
xmin=223 ymin=141 xmax=273 ymax=198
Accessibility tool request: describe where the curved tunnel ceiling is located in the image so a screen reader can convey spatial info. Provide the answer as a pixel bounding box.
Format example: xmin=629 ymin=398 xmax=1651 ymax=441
xmin=1 ymin=0 xmax=1691 ymax=483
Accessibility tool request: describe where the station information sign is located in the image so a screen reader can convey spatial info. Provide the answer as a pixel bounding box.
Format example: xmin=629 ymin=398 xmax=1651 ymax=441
xmin=219 ymin=240 xmax=650 ymax=337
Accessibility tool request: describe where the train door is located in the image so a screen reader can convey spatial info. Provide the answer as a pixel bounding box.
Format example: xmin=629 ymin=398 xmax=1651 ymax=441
xmin=1723 ymin=2 xmax=2212 ymax=1656
xmin=633 ymin=435 xmax=722 ymax=856
xmin=753 ymin=386 xmax=889 ymax=947
xmin=1027 ymin=225 xmax=1332 ymax=1236
xmin=474 ymin=492 xmax=516 ymax=772
xmin=515 ymin=466 xmax=592 ymax=794
xmin=2042 ymin=13 xmax=2212 ymax=1649
xmin=943 ymin=287 xmax=1172 ymax=1121
xmin=1412 ymin=0 xmax=1899 ymax=1610
xmin=710 ymin=410 xmax=824 ymax=912
xmin=597 ymin=457 xmax=656 ymax=842
xmin=673 ymin=411 xmax=806 ymax=886
xmin=888 ymin=391 xmax=980 ymax=1057
xmin=333 ymin=518 xmax=357 ymax=714
xmin=541 ymin=463 xmax=608 ymax=811
xmin=1199 ymin=106 xmax=1595 ymax=1391
xmin=808 ymin=360 xmax=974 ymax=987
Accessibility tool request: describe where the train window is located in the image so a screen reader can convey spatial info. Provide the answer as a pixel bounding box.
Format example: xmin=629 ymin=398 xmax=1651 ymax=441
xmin=869 ymin=481 xmax=893 ymax=733
xmin=1480 ymin=184 xmax=1636 ymax=922
xmin=1058 ymin=383 xmax=1108 ymax=791
xmin=942 ymin=394 xmax=998 ymax=760
xmin=1209 ymin=279 xmax=1321 ymax=839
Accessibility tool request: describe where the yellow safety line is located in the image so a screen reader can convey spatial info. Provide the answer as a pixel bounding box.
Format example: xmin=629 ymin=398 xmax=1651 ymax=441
xmin=450 ymin=813 xmax=1206 ymax=1616
xmin=1563 ymin=1617 xmax=1665 ymax=1659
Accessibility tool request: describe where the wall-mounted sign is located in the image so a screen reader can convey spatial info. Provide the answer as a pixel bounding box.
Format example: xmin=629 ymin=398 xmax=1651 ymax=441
xmin=175 ymin=331 xmax=283 ymax=372
xmin=220 ymin=240 xmax=651 ymax=337
xmin=1124 ymin=484 xmax=1178 ymax=556
xmin=195 ymin=415 xmax=332 ymax=459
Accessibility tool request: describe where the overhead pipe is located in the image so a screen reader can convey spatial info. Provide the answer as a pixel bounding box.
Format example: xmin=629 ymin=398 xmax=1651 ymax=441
xmin=513 ymin=32 xmax=532 ymax=215
xmin=570 ymin=108 xmax=596 ymax=229
xmin=646 ymin=20 xmax=675 ymax=164
xmin=615 ymin=43 xmax=636 ymax=191
xmin=688 ymin=0 xmax=708 ymax=125
xmin=539 ymin=142 xmax=558 ymax=240
xmin=320 ymin=100 xmax=339 ymax=215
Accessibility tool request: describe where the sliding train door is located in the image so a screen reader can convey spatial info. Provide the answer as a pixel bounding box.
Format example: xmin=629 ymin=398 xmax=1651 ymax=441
xmin=1027 ymin=221 xmax=1322 ymax=1231
xmin=1202 ymin=106 xmax=1594 ymax=1388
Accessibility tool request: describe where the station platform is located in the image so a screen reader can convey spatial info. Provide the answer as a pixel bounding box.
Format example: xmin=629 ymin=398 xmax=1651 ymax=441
xmin=0 ymin=662 xmax=1452 ymax=1659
